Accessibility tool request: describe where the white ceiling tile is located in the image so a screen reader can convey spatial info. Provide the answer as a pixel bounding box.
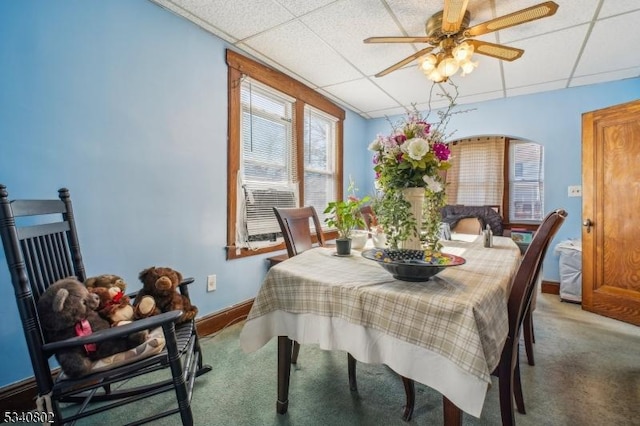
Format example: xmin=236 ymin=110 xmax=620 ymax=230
xmin=503 ymin=25 xmax=588 ymax=88
xmin=496 ymin=0 xmax=599 ymax=44
xmin=301 ymin=0 xmax=417 ymax=76
xmin=371 ymin=66 xmax=447 ymax=107
xmin=244 ymin=20 xmax=362 ymax=86
xmin=574 ymin=11 xmax=640 ymax=76
xmin=169 ymin=0 xmax=294 ymax=41
xmin=368 ymin=105 xmax=412 ymax=119
xmin=598 ymin=0 xmax=640 ymax=18
xmin=275 ymin=0 xmax=337 ymax=17
xmin=322 ymin=78 xmax=400 ymax=113
xmin=447 ymin=58 xmax=505 ymax=97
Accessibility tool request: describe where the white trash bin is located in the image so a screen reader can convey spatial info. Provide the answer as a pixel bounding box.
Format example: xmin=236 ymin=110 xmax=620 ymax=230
xmin=554 ymin=240 xmax=582 ymax=303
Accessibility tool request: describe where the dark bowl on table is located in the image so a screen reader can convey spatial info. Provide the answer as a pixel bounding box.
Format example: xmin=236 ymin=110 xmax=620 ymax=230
xmin=361 ymin=248 xmax=465 ymax=282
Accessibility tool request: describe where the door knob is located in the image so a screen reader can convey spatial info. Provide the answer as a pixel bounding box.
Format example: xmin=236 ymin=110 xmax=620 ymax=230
xmin=583 ymin=218 xmax=592 ymax=233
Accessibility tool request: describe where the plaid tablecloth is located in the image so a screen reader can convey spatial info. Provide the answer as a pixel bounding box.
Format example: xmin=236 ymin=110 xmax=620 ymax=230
xmin=245 ymin=236 xmax=521 ymax=384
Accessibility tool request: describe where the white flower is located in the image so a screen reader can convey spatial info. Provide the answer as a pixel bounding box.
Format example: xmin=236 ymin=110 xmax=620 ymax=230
xmin=401 ymin=138 xmax=429 ymax=160
xmin=368 ymin=137 xmax=383 ymax=151
xmin=423 ymin=175 xmax=443 ymax=193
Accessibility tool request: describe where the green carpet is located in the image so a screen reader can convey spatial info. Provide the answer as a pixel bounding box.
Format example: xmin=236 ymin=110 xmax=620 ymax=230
xmin=61 ymin=293 xmax=639 ymax=425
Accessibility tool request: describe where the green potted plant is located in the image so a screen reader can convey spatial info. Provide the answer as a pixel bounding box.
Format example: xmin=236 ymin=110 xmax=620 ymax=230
xmin=324 ymin=181 xmax=370 ymax=255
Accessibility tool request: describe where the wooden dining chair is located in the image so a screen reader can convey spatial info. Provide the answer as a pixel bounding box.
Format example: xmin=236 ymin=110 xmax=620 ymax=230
xmin=273 ymin=206 xmax=359 ymax=391
xmin=401 ymin=208 xmax=567 ymax=425
xmin=0 ymin=185 xmax=212 ymax=425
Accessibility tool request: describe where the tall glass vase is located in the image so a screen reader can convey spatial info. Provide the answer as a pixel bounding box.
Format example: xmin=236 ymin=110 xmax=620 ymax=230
xmin=400 ymin=187 xmax=424 ymax=250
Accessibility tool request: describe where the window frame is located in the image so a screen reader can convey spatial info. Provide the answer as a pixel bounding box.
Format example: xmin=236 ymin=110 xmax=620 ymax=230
xmin=226 ymin=50 xmax=345 ymax=260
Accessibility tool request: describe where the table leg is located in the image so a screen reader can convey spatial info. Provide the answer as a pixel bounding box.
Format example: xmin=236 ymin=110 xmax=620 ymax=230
xmin=277 ymin=336 xmax=292 ymax=414
xmin=443 ymin=396 xmax=462 ymax=426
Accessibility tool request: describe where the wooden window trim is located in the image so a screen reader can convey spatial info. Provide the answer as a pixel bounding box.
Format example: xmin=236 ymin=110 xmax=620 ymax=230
xmin=225 ymin=49 xmax=344 ymax=260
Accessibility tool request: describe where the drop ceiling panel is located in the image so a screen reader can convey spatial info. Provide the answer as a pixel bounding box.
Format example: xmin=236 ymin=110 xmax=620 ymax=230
xmin=244 ymin=20 xmax=362 ymax=87
xmin=598 ymin=0 xmax=640 ymax=18
xmin=171 ymin=0 xmax=294 ymax=41
xmin=574 ymin=11 xmax=640 ymax=77
xmin=301 ymin=0 xmax=416 ymax=77
xmin=503 ymin=25 xmax=587 ymax=88
xmin=322 ymin=78 xmax=399 ymax=114
xmin=276 ymin=0 xmax=337 ymax=17
xmin=496 ymin=0 xmax=599 ymax=44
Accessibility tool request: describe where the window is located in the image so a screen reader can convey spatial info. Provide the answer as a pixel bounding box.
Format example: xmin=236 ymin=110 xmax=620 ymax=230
xmin=226 ymin=50 xmax=344 ymax=259
xmin=509 ymin=141 xmax=544 ymax=222
xmin=445 ymin=137 xmax=544 ymax=224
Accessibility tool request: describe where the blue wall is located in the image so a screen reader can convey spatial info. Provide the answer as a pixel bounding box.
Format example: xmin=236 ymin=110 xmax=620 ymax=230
xmin=0 ymin=0 xmax=638 ymax=387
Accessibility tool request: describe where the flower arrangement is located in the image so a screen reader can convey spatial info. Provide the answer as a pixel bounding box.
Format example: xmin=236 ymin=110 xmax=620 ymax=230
xmin=368 ymin=93 xmax=462 ymax=250
xmin=368 ymin=110 xmax=452 ymax=192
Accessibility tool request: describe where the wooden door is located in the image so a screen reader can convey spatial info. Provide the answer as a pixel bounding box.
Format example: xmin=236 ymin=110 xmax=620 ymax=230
xmin=582 ymin=99 xmax=640 ymax=325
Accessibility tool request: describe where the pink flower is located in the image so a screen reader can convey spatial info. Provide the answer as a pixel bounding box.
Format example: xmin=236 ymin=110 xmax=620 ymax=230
xmin=393 ymin=133 xmax=407 ymax=144
xmin=433 ymin=142 xmax=450 ymax=161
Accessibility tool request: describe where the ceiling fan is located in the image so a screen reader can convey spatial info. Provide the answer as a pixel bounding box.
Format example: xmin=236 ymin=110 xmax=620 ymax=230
xmin=365 ymin=0 xmax=559 ymax=81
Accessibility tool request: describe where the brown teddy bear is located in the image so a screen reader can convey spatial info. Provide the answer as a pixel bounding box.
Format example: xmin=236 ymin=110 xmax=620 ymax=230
xmin=90 ymin=286 xmax=135 ymax=326
xmin=133 ymin=267 xmax=197 ymax=324
xmin=84 ymin=274 xmax=135 ymax=326
xmin=84 ymin=274 xmax=127 ymax=293
xmin=37 ymin=278 xmax=148 ymax=378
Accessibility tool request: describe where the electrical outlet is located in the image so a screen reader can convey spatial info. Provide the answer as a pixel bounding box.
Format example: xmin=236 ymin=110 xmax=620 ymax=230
xmin=568 ymin=185 xmax=582 ymax=197
xmin=207 ymin=275 xmax=216 ymax=292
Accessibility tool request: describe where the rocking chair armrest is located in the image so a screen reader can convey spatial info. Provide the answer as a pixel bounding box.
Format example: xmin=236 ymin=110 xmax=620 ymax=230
xmin=42 ymin=310 xmax=183 ymax=353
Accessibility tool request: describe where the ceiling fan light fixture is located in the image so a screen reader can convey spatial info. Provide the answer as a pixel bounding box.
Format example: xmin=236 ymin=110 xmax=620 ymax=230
xmin=437 ymin=56 xmax=460 ymax=77
xmin=427 ymin=67 xmax=446 ymax=83
xmin=419 ymin=54 xmax=438 ymax=72
xmin=452 ymin=41 xmax=474 ymax=61
xmin=459 ymin=59 xmax=478 ymax=76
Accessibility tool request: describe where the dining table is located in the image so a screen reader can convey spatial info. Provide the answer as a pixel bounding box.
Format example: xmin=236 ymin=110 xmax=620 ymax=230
xmin=239 ymin=234 xmax=522 ymax=425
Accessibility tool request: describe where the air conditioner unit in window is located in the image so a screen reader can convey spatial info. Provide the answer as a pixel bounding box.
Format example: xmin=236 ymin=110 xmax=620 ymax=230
xmin=243 ymin=184 xmax=297 ymax=238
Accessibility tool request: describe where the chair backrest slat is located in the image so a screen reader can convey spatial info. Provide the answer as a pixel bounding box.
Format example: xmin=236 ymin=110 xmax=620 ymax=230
xmin=273 ymin=206 xmax=325 ymax=258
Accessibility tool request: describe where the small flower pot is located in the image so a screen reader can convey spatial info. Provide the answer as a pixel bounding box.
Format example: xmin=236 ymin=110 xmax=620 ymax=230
xmin=335 ymin=238 xmax=352 ymax=256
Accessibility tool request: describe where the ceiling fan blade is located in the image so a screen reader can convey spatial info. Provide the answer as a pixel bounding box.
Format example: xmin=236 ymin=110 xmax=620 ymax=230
xmin=442 ymin=0 xmax=470 ymax=34
xmin=364 ymin=36 xmax=436 ymax=44
xmin=464 ymin=1 xmax=559 ymax=37
xmin=375 ymin=46 xmax=435 ymax=77
xmin=466 ymin=39 xmax=524 ymax=61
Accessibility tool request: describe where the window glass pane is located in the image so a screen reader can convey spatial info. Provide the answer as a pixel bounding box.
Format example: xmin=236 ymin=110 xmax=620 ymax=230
xmin=509 ymin=141 xmax=544 ymax=222
xmin=304 ymin=106 xmax=336 ymax=226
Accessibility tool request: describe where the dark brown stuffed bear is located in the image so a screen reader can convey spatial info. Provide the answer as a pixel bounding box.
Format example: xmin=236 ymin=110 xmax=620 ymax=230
xmin=37 ymin=278 xmax=148 ymax=378
xmin=133 ymin=267 xmax=197 ymax=324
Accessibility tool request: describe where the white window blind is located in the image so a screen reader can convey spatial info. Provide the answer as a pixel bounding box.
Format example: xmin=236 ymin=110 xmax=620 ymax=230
xmin=237 ymin=78 xmax=297 ymax=247
xmin=303 ymin=106 xmax=337 ymax=226
xmin=446 ymin=137 xmax=505 ymax=207
xmin=509 ymin=141 xmax=544 ymax=222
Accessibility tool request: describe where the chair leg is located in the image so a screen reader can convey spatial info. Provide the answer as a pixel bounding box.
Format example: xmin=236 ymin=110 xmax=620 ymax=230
xmin=291 ymin=341 xmax=300 ymax=364
xmin=401 ymin=376 xmax=415 ymax=421
xmin=347 ymin=353 xmax=357 ymax=391
xmin=514 ymin=353 xmax=526 ymax=414
xmin=523 ymin=310 xmax=535 ymax=366
xmin=498 ymin=355 xmax=515 ymax=426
